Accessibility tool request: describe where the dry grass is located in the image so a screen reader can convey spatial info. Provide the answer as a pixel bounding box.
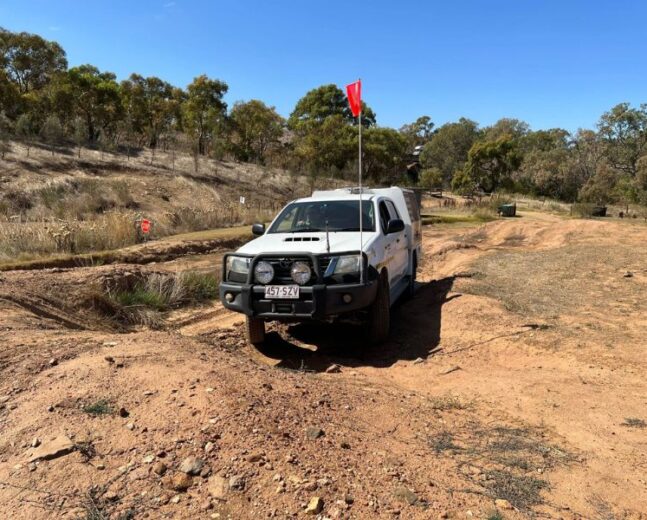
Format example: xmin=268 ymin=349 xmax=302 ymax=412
xmin=0 ymin=205 xmax=270 ymax=263
xmin=421 ymin=193 xmax=514 ymax=226
xmin=0 ymin=212 xmax=138 ymax=261
xmin=622 ymin=417 xmax=646 ymax=429
xmin=424 ymin=405 xmax=573 ymax=512
xmin=0 ymin=140 xmax=319 ymax=262
xmin=483 ymin=470 xmax=549 ymax=510
xmin=106 ymin=271 xmax=219 ymax=328
xmin=459 ymin=243 xmax=647 ymax=319
xmin=428 ymin=430 xmax=462 ymax=453
xmin=429 ymin=394 xmax=474 ymax=411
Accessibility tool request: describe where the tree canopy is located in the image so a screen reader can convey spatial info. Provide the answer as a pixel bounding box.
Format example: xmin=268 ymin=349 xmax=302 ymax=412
xmin=230 ymin=100 xmax=284 ymax=164
xmin=288 ymin=84 xmax=376 ymax=133
xmin=2 ymin=28 xmax=647 ymax=205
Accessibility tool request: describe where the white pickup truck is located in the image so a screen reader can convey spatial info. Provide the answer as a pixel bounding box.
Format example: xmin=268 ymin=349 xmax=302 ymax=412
xmin=220 ymin=187 xmax=422 ymax=346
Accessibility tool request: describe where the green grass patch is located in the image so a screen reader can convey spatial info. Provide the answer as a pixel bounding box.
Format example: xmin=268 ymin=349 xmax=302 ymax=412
xmin=422 ymin=213 xmax=496 ymax=225
xmin=83 ymin=400 xmax=112 ymax=416
xmin=182 ymin=271 xmax=219 ymax=300
xmin=114 ymin=271 xmax=220 ymax=311
xmin=105 ymin=271 xmax=220 ymax=328
xmin=115 ymin=288 xmax=168 ymax=310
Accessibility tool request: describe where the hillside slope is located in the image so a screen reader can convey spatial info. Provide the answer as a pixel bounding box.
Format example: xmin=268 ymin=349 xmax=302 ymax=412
xmin=0 ymin=142 xmax=316 ymax=261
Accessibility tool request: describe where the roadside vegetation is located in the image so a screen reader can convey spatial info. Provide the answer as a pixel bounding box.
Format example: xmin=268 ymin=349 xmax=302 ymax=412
xmin=103 ymin=271 xmax=219 ymax=328
xmin=2 ymin=27 xmax=647 ymax=266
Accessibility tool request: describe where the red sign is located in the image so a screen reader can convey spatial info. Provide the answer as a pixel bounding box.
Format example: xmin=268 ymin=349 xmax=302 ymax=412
xmin=140 ymin=219 xmax=151 ymax=234
xmin=345 ymin=79 xmax=362 ymax=117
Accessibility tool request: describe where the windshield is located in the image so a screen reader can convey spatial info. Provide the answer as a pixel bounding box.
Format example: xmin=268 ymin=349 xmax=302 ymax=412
xmin=269 ymin=200 xmax=376 ymax=233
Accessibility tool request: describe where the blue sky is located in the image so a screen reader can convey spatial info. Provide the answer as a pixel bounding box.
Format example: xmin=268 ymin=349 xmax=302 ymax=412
xmin=1 ymin=0 xmax=646 ymax=132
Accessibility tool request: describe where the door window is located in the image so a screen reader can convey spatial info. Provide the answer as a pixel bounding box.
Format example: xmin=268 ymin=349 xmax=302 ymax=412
xmin=379 ymin=201 xmax=391 ymax=234
xmin=385 ymin=200 xmax=400 ymax=221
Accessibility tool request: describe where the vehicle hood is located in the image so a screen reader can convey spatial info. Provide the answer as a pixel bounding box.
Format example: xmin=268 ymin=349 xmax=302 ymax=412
xmin=236 ymin=232 xmax=375 ymax=256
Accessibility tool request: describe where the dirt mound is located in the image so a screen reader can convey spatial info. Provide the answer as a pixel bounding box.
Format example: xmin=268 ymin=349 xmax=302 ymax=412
xmin=0 ymin=234 xmax=247 ymax=272
xmin=457 ymin=217 xmax=602 ymax=251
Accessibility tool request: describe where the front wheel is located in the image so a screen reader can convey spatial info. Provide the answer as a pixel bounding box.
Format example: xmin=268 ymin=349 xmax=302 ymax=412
xmin=246 ymin=317 xmax=265 ymax=346
xmin=366 ymin=271 xmax=390 ymax=344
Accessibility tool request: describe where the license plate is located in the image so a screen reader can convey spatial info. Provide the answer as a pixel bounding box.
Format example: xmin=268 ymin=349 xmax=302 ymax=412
xmin=264 ymin=285 xmax=299 ymax=299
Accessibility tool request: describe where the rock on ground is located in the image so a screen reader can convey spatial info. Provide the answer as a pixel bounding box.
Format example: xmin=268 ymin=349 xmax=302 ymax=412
xmin=27 ymin=435 xmax=74 ymax=462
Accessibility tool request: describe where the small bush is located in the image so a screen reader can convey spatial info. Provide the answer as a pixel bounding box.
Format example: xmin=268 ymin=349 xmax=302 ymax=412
xmin=182 ymin=271 xmax=219 ymax=300
xmin=3 ymin=189 xmax=33 ymax=213
xmin=419 ymin=167 xmax=444 ymax=190
xmin=570 ymin=202 xmax=607 ymax=218
xmin=429 ymin=394 xmax=472 ymax=411
xmin=107 ymin=271 xmax=220 ymax=327
xmin=483 ymin=470 xmax=549 ymax=510
xmin=115 ymin=287 xmax=167 ymax=310
xmin=622 ymin=417 xmax=646 ymax=429
xmin=83 ymin=400 xmax=112 ymax=416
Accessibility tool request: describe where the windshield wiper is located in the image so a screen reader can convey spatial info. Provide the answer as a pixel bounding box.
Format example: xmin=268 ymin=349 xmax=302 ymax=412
xmin=290 ymin=228 xmax=324 ymax=233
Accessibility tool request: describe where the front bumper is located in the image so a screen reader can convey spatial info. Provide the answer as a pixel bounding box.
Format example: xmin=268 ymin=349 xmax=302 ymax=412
xmin=219 ymin=280 xmax=377 ymax=320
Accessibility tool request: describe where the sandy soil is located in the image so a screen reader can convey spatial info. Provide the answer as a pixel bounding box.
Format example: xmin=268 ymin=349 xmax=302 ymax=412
xmin=0 ymin=212 xmax=646 ymax=519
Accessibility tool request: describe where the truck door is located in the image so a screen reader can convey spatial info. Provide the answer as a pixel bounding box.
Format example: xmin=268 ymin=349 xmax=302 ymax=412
xmin=378 ymin=201 xmax=397 ymax=286
xmin=379 ymin=200 xmax=407 ymax=286
xmin=384 ymin=199 xmax=409 ymax=282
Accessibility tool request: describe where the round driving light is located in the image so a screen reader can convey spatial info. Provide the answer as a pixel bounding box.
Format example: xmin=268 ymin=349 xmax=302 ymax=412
xmin=225 ymin=292 xmax=234 ymax=302
xmin=290 ymin=261 xmax=311 ymax=285
xmin=342 ymin=293 xmax=353 ymax=304
xmin=254 ymin=261 xmax=274 ymax=284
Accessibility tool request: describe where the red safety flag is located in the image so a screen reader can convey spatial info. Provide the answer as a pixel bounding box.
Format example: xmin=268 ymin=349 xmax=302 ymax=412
xmin=140 ymin=218 xmax=151 ymax=234
xmin=346 ymin=80 xmax=362 ymax=117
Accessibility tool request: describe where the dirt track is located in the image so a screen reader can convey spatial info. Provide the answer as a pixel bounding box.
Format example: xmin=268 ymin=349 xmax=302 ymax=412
xmin=1 ymin=213 xmax=646 ymax=519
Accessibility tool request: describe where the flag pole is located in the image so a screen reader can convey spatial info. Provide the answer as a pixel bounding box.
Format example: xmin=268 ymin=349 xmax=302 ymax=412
xmin=358 ymin=88 xmax=363 ymax=285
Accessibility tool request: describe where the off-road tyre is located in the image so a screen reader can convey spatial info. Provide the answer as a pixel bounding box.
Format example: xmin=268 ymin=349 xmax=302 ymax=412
xmin=366 ymin=270 xmax=390 ymax=344
xmin=246 ymin=317 xmax=265 ymax=346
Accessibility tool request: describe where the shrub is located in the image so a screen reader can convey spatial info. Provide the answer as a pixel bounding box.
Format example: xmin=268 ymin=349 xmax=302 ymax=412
xmin=570 ymin=203 xmax=597 ymax=218
xmin=419 ymin=167 xmax=444 ymax=190
xmin=182 ymin=271 xmax=219 ymax=300
xmin=106 ymin=271 xmax=220 ymax=327
xmin=83 ymin=400 xmax=112 ymax=416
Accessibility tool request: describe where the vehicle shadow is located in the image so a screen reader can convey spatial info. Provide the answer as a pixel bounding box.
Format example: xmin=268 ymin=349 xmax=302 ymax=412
xmin=254 ymin=276 xmax=459 ymax=370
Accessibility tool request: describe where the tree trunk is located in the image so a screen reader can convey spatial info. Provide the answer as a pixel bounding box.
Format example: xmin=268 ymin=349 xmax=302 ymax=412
xmin=87 ymin=114 xmax=95 ymax=143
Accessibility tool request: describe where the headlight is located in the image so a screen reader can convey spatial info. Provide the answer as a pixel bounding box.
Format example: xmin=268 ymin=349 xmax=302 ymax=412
xmin=291 ymin=261 xmax=311 ymax=285
xmin=226 ymin=256 xmax=251 ymax=276
xmin=254 ymin=261 xmax=274 ymax=284
xmin=333 ymin=255 xmax=361 ymax=274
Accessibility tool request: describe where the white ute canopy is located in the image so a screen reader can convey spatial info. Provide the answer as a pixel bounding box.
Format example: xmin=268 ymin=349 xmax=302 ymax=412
xmin=311 ymin=186 xmax=421 ymax=247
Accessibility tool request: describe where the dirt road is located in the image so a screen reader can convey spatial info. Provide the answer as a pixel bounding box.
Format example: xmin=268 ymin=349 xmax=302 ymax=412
xmin=1 ymin=213 xmax=646 ymax=519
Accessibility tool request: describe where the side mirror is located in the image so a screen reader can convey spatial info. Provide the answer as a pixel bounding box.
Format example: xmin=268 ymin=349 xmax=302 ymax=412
xmin=252 ymin=223 xmax=265 ymax=236
xmin=386 ymin=219 xmax=405 ymax=234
